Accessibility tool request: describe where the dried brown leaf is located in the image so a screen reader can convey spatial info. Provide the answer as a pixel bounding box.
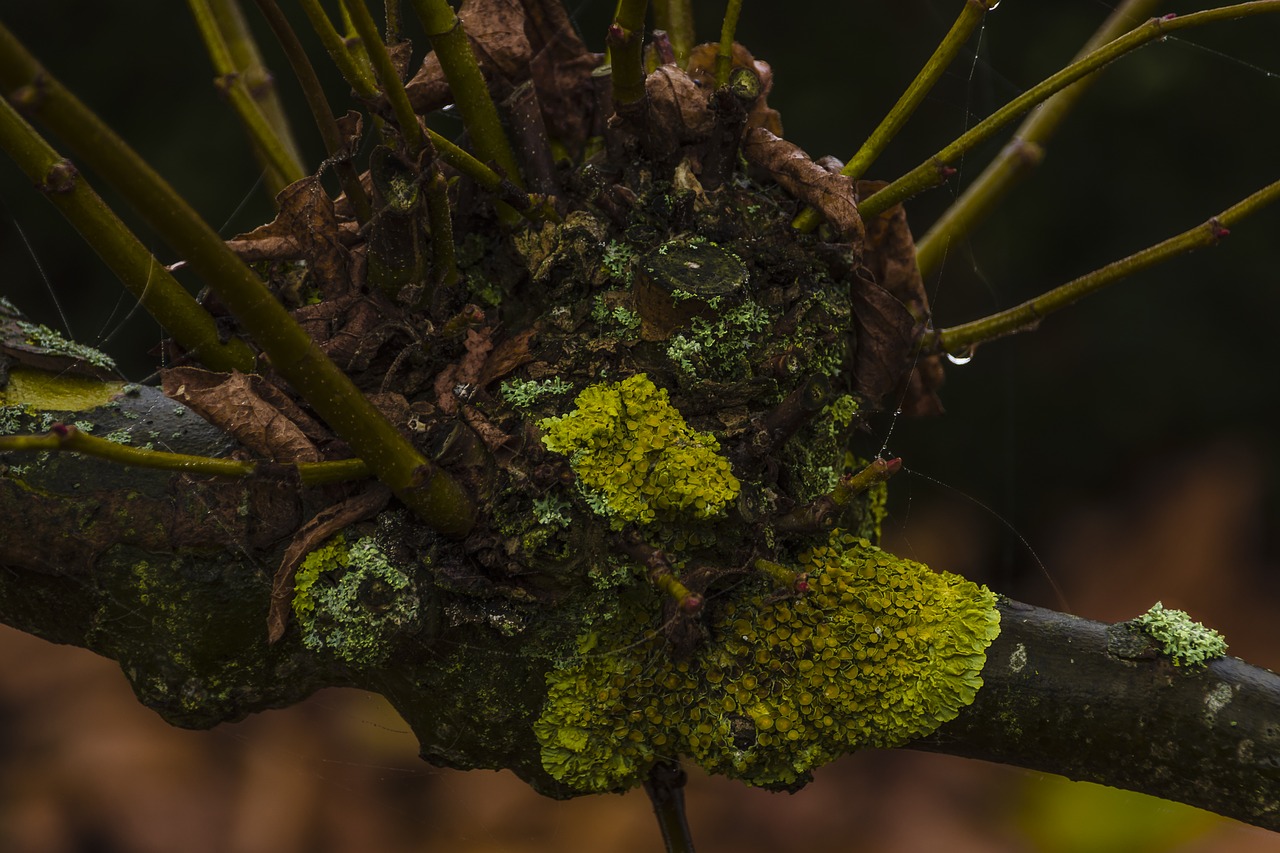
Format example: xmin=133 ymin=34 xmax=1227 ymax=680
xmin=233 ymin=177 xmax=351 ymax=300
xmin=742 ymin=127 xmax=864 ymax=244
xmin=478 ymin=326 xmax=539 ymax=388
xmin=161 ymin=367 xmax=320 ymax=463
xmin=645 ymin=65 xmax=713 ymax=163
xmin=406 ymin=0 xmax=533 ymax=111
xmin=857 ymin=180 xmax=944 ymax=416
xmin=267 ymin=484 xmax=392 ymax=643
xmin=849 ymin=276 xmax=916 ymax=407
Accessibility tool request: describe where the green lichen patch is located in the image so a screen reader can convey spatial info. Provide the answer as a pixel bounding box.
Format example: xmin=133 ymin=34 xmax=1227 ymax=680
xmin=1132 ymin=601 xmax=1228 ymax=666
xmin=293 ymin=534 xmax=421 ymax=668
xmin=533 ymin=532 xmax=1000 ymax=793
xmin=539 ymin=374 xmax=740 ymax=527
xmin=501 ymin=376 xmax=575 ymax=409
xmin=0 ymin=366 xmax=125 ymax=413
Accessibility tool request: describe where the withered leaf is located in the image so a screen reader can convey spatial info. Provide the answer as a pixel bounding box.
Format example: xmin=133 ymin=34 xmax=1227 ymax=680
xmin=517 ymin=0 xmax=601 ymax=152
xmin=406 ymin=0 xmax=533 ymax=111
xmin=645 ymin=65 xmax=713 ymax=163
xmin=478 ymin=326 xmax=539 ymax=388
xmin=434 ymin=327 xmax=494 ymax=416
xmin=267 ymin=484 xmax=392 ymax=644
xmin=161 ymin=367 xmax=321 ymax=463
xmin=742 ymin=127 xmax=864 ymax=244
xmin=232 ymin=176 xmax=351 ymax=301
xmin=849 ymin=275 xmax=916 ymax=407
xmin=857 ymin=179 xmax=944 ymax=416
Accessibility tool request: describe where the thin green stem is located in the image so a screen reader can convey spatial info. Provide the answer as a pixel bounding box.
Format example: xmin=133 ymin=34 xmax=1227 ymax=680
xmin=0 ymin=23 xmax=476 ymax=537
xmin=187 ymin=0 xmax=306 ymax=188
xmin=652 ymin=0 xmax=695 ymax=66
xmin=427 ymin=125 xmax=556 ymax=221
xmin=208 ymin=0 xmax=307 ymax=194
xmin=792 ymin=0 xmax=991 ymax=233
xmin=407 ymin=0 xmax=525 ymax=188
xmin=298 ymin=0 xmax=379 ymax=98
xmin=609 ymin=0 xmax=650 ymax=107
xmin=715 ymin=0 xmax=744 ymax=87
xmin=0 ymin=424 xmax=371 ymax=486
xmin=385 ymin=0 xmax=402 ymax=42
xmin=253 ymin=0 xmax=373 ymax=222
xmin=861 ymin=1 xmax=1280 ymax=220
xmin=342 ymin=0 xmax=425 ymax=153
xmin=0 ymin=95 xmax=256 ymax=374
xmin=930 ymin=177 xmax=1280 ymax=354
xmin=423 ymin=169 xmax=458 ymax=296
xmin=915 ymin=0 xmax=1163 ymax=279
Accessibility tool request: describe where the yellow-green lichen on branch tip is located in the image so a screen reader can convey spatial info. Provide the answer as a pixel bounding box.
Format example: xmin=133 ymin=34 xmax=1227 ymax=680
xmin=293 ymin=533 xmax=420 ymax=668
xmin=533 ymin=532 xmax=1001 ymax=793
xmin=538 ymin=374 xmax=739 ymax=527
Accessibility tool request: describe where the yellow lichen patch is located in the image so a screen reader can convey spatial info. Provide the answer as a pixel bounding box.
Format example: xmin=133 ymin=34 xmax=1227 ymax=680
xmin=533 ymin=532 xmax=1000 ymax=793
xmin=0 ymin=367 xmax=124 ymax=412
xmin=538 ymin=374 xmax=739 ymax=527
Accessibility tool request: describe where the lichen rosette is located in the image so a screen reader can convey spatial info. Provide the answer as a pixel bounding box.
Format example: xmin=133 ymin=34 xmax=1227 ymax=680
xmin=534 ymin=532 xmax=1000 ymax=792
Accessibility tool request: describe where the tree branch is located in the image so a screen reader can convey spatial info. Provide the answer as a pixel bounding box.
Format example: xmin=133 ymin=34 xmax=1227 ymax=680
xmin=914 ymin=599 xmax=1280 ymax=830
xmin=3 ymin=386 xmax=1277 ymax=828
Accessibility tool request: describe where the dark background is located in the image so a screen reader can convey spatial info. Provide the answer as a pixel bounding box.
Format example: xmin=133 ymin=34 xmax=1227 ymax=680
xmin=1 ymin=2 xmax=1279 ymax=851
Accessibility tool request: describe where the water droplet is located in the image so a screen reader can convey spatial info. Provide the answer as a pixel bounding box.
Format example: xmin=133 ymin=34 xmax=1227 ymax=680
xmin=946 ymin=347 xmax=975 ymax=366
xmin=984 ymin=0 xmax=1000 ymax=9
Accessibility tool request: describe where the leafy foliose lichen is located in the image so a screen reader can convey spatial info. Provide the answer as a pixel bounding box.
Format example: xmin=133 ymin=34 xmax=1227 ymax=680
xmin=538 ymin=374 xmax=740 ymax=527
xmin=292 ymin=534 xmax=420 ymax=668
xmin=533 ymin=532 xmax=1001 ymax=793
xmin=1132 ymin=601 xmax=1228 ymax=666
xmin=501 ymin=376 xmax=575 ymax=409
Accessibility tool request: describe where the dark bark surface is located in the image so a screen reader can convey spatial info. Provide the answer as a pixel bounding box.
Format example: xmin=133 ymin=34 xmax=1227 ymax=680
xmin=3 ymin=395 xmax=1277 ymax=828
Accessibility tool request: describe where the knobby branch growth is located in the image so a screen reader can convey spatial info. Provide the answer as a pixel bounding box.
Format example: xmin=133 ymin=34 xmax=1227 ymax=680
xmin=2 ymin=1 xmax=1280 ymax=848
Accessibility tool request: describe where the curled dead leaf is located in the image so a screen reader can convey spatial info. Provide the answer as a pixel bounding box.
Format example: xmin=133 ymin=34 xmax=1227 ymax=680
xmin=742 ymin=127 xmax=864 ymax=244
xmin=161 ymin=367 xmax=321 ymax=463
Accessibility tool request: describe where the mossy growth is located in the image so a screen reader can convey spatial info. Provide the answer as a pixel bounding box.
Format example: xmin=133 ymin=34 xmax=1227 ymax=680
xmin=293 ymin=533 xmax=421 ymax=668
xmin=539 ymin=374 xmax=740 ymax=528
xmin=533 ymin=531 xmax=1000 ymax=793
xmin=1132 ymin=601 xmax=1228 ymax=666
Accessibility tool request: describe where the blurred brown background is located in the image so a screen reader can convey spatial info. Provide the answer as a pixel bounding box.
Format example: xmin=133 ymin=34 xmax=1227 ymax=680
xmin=2 ymin=1 xmax=1279 ymax=851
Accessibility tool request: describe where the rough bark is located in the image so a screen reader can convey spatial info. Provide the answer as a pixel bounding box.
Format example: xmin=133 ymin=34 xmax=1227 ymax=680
xmin=2 ymin=391 xmax=1277 ymax=829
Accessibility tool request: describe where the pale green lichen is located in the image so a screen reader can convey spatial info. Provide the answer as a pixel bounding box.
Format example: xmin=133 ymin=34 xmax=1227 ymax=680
xmin=534 ymin=532 xmax=1001 ymax=793
xmin=16 ymin=321 xmax=117 ymax=372
xmin=1132 ymin=601 xmax=1228 ymax=666
xmin=292 ymin=534 xmax=419 ymax=668
xmin=501 ymin=376 xmax=575 ymax=409
xmin=539 ymin=374 xmax=740 ymax=527
xmin=665 ymin=300 xmax=771 ymax=380
xmin=602 ymin=240 xmax=636 ymax=283
xmin=532 ymin=493 xmax=573 ymax=527
xmin=591 ymin=295 xmax=641 ymax=334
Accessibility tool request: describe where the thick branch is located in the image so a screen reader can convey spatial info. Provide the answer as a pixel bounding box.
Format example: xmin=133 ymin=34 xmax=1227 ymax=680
xmin=2 ymin=393 xmax=1278 ymax=826
xmin=914 ymin=599 xmax=1280 ymax=830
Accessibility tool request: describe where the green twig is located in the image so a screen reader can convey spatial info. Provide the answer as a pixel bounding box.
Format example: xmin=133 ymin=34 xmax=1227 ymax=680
xmin=609 ymin=0 xmax=650 ymax=107
xmin=0 ymin=423 xmax=371 ymax=487
xmin=928 ymin=177 xmax=1280 ymax=354
xmin=187 ymin=0 xmax=306 ymax=189
xmin=407 ymin=0 xmax=525 ymax=187
xmin=0 ymin=23 xmax=476 ymax=537
xmin=0 ymin=95 xmax=256 ymax=374
xmin=861 ymin=1 xmax=1280 ymax=220
xmin=915 ymin=0 xmax=1163 ymax=278
xmin=652 ymin=0 xmax=695 ymax=66
xmin=342 ymin=0 xmax=426 ymax=153
xmin=715 ymin=0 xmax=744 ymax=87
xmin=298 ymin=0 xmax=379 ymax=98
xmin=792 ymin=0 xmax=993 ymax=233
xmin=252 ymin=0 xmax=373 ymax=222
